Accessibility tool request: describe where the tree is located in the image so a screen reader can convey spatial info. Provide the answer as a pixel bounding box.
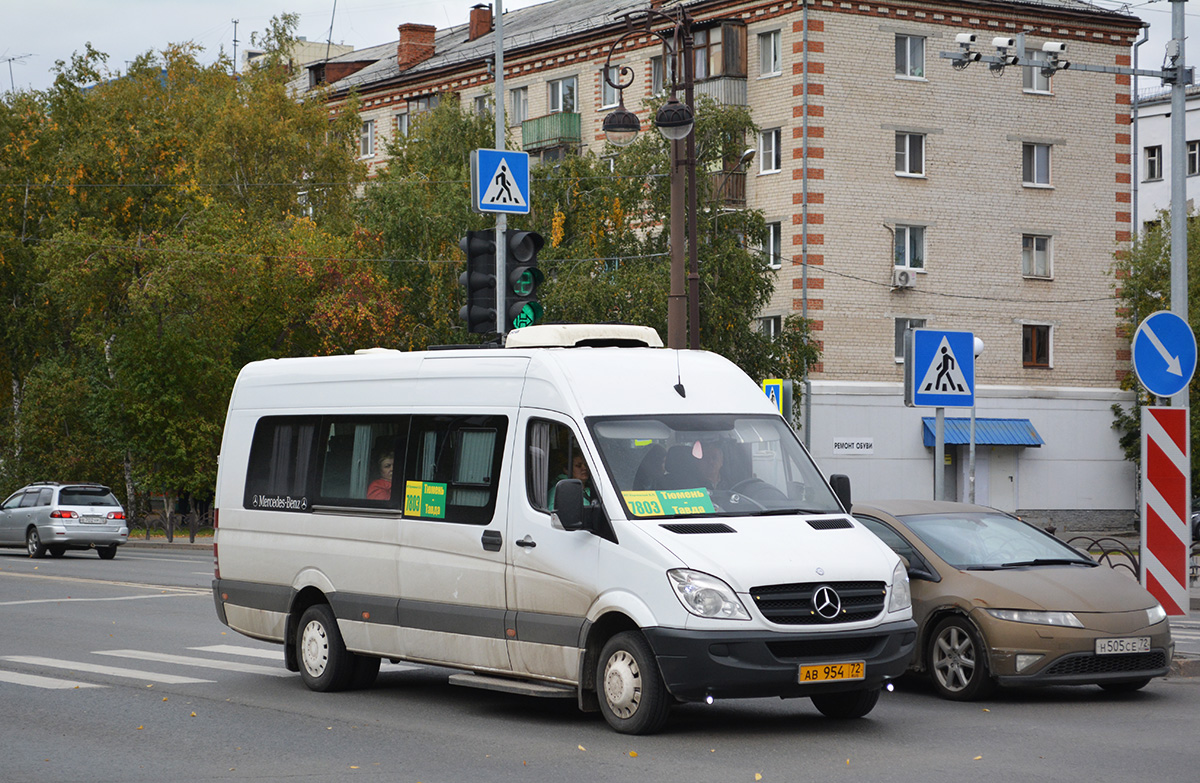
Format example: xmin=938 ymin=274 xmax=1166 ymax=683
xmin=1109 ymin=212 xmax=1200 ymax=485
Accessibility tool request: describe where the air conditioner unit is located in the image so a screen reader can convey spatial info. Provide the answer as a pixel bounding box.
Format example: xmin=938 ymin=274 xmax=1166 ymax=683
xmin=892 ymin=268 xmax=917 ymax=288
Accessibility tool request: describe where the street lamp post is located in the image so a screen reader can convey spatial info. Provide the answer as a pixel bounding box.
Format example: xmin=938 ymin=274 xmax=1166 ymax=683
xmin=602 ymin=7 xmax=698 ymax=350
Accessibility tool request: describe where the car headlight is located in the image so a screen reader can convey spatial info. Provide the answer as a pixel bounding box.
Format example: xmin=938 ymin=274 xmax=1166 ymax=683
xmin=667 ymin=569 xmax=750 ymax=620
xmin=888 ymin=560 xmax=911 ymax=612
xmin=1147 ymin=604 xmax=1167 ymax=625
xmin=984 ymin=608 xmax=1083 ymax=628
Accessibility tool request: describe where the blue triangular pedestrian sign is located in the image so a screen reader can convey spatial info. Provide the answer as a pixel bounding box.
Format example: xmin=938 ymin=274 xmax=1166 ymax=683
xmin=473 ymin=149 xmax=530 ymax=214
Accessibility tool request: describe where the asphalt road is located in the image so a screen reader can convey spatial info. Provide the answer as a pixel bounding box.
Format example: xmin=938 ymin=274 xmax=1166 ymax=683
xmin=0 ymin=545 xmax=1197 ymax=783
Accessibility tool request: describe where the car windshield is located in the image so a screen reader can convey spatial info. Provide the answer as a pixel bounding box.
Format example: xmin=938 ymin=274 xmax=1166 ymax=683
xmin=59 ymin=487 xmax=120 ymax=507
xmin=588 ymin=414 xmax=842 ymax=519
xmin=900 ymin=511 xmax=1095 ymax=570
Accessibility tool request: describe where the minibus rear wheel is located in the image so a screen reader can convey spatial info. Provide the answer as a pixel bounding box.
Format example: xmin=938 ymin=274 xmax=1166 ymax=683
xmin=297 ymin=604 xmax=353 ymax=692
xmin=596 ymin=631 xmax=671 ymax=735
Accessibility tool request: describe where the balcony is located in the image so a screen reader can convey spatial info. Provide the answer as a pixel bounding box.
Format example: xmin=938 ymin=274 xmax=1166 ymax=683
xmin=694 ymin=76 xmax=747 ymax=107
xmin=522 ymin=112 xmax=581 ymax=152
xmin=712 ymin=170 xmax=746 ymax=208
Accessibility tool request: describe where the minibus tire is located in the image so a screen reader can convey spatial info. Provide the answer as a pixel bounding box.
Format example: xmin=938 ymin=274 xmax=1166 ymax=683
xmin=810 ymin=687 xmax=880 ymax=719
xmin=297 ymin=604 xmax=353 ymax=692
xmin=350 ymin=654 xmax=381 ymax=690
xmin=596 ymin=631 xmax=671 ymax=735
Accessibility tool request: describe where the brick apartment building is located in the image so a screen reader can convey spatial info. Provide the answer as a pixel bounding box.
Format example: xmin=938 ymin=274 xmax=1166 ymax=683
xmin=298 ymin=0 xmax=1144 ymax=528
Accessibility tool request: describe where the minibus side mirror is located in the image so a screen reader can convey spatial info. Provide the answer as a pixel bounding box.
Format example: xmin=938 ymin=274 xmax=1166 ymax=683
xmin=829 ymin=474 xmax=852 ymax=511
xmin=553 ymin=479 xmax=587 ymax=531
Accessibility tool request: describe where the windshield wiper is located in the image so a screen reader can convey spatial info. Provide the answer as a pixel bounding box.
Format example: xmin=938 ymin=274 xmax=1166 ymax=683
xmin=999 ymin=558 xmax=1097 ymax=568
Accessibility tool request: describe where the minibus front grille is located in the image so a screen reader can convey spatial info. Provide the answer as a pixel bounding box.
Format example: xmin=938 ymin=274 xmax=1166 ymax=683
xmin=660 ymin=523 xmax=737 ymax=534
xmin=749 ymin=581 xmax=887 ymax=625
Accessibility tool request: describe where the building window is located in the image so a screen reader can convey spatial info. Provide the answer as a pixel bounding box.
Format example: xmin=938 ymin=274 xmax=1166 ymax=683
xmin=1023 ymin=324 xmax=1051 ymax=368
xmin=763 ymin=222 xmax=783 ymax=269
xmin=408 ymin=94 xmax=439 ymax=115
xmin=650 ymin=55 xmax=673 ymax=95
xmin=473 ymin=95 xmax=493 ymax=116
xmin=759 ymin=128 xmax=781 ymax=174
xmin=1022 ymin=142 xmax=1052 ymax=185
xmin=895 ymin=34 xmax=925 ymax=78
xmin=894 ymin=225 xmax=925 ymax=270
xmin=1022 ymin=234 xmax=1051 ymax=278
xmin=359 ymin=120 xmax=375 ymax=158
xmin=692 ymin=23 xmax=747 ymax=80
xmin=601 ymin=66 xmax=620 ymax=109
xmin=759 ymin=30 xmax=782 ymax=77
xmin=510 ymin=86 xmax=528 ymax=126
xmin=758 ymin=315 xmax=782 ymax=340
xmin=895 ymin=132 xmax=925 ymax=176
xmin=1022 ymin=49 xmax=1051 ymax=92
xmin=548 ymin=76 xmax=577 ymax=114
xmin=895 ymin=318 xmax=926 ymax=361
xmin=1189 ymin=141 xmax=1200 ymax=177
xmin=395 ymin=112 xmax=409 ymax=138
xmin=1145 ymin=145 xmax=1163 ymax=181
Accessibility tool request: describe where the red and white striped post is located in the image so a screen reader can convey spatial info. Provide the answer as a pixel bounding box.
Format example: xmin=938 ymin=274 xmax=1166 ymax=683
xmin=1140 ymin=406 xmax=1190 ymax=616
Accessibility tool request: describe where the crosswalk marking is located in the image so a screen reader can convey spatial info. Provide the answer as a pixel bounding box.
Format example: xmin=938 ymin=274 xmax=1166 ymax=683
xmin=188 ymin=644 xmax=280 ymax=660
xmin=95 ymin=649 xmax=291 ymax=677
xmin=0 ymin=670 xmax=104 ymax=690
xmin=2 ymin=656 xmax=214 ymax=684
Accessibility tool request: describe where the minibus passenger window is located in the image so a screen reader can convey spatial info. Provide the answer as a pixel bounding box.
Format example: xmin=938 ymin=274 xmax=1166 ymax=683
xmin=405 ymin=415 xmax=507 ymax=524
xmin=244 ymin=417 xmax=319 ymax=509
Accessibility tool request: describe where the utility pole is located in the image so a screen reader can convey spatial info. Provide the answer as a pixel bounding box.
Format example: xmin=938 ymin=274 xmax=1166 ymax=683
xmin=232 ymin=20 xmax=239 ymax=74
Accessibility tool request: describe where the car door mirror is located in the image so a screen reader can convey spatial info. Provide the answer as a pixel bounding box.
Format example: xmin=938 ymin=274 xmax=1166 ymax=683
xmin=552 ymin=479 xmax=587 ymax=531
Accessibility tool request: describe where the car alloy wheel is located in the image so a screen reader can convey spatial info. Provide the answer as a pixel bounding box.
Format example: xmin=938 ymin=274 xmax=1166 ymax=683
xmin=928 ymin=615 xmax=994 ymax=701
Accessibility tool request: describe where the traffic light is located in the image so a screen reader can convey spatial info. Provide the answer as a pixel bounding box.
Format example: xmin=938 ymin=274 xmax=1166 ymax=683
xmin=459 ymin=230 xmax=497 ymax=334
xmin=503 ymin=229 xmax=544 ymax=330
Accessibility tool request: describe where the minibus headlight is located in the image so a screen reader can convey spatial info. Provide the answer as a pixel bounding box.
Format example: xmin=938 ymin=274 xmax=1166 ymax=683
xmin=888 ymin=560 xmax=911 ymax=612
xmin=667 ymin=569 xmax=751 ymax=620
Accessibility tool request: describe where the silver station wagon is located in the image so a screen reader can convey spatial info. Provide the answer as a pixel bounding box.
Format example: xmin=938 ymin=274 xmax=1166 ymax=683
xmin=0 ymin=482 xmax=129 ymax=559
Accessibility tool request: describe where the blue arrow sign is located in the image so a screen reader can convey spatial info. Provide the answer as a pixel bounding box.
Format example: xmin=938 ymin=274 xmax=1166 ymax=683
xmin=472 ymin=149 xmax=530 ymax=214
xmin=1132 ymin=311 xmax=1196 ymax=398
xmin=910 ymin=329 xmax=975 ymax=408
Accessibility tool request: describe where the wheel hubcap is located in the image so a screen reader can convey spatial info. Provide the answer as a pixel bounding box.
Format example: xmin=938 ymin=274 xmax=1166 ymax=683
xmin=603 ymin=650 xmax=642 ymax=719
xmin=300 ymin=619 xmax=329 ymax=677
xmin=27 ymin=530 xmax=39 ymax=556
xmin=933 ymin=626 xmax=976 ymax=692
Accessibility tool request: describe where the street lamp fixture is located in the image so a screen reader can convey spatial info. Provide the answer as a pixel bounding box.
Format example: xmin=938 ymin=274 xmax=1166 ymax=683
xmin=601 ymin=6 xmax=699 ymax=350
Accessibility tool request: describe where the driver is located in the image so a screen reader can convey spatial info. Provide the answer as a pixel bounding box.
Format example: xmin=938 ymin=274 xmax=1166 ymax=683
xmin=697 ymin=442 xmax=724 ymax=490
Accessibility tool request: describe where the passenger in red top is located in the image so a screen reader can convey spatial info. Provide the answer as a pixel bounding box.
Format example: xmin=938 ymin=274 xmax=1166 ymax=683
xmin=367 ymin=454 xmax=394 ymax=500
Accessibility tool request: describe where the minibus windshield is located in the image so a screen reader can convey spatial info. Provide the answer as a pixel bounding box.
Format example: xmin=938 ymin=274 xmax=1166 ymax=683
xmin=589 ymin=415 xmax=842 ymax=519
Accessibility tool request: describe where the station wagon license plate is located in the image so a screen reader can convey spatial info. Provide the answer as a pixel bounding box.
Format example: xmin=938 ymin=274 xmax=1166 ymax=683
xmin=799 ymin=661 xmax=865 ymax=683
xmin=80 ymin=515 xmax=104 ymax=524
xmin=1095 ymin=636 xmax=1150 ymax=655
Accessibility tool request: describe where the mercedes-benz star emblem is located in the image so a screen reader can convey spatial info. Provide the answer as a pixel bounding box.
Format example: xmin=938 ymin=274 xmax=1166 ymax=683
xmin=812 ymin=585 xmax=842 ymax=620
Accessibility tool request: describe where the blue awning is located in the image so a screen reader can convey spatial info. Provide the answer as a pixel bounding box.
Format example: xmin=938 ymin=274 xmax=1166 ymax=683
xmin=921 ymin=417 xmax=1044 ymax=447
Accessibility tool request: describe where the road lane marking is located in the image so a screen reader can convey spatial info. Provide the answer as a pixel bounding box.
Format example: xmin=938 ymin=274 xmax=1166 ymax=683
xmin=188 ymin=645 xmax=281 ymax=660
xmin=0 ymin=670 xmax=104 ymax=689
xmin=2 ymin=656 xmax=214 ymax=684
xmin=96 ymin=649 xmax=291 ymax=677
xmin=0 ymin=570 xmax=210 ymax=593
xmin=0 ymin=592 xmax=207 ymax=607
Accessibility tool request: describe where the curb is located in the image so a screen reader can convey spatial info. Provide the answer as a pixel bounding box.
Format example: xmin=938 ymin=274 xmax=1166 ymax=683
xmin=1170 ymin=656 xmax=1200 ymax=678
xmin=124 ymin=539 xmax=212 ymax=551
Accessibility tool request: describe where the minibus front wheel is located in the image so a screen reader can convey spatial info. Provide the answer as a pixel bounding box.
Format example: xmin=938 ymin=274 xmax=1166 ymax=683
xmin=596 ymin=631 xmax=671 ymax=735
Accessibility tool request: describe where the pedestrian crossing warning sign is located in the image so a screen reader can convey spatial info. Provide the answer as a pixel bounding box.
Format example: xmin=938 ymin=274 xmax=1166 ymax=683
xmin=906 ymin=329 xmax=975 ymax=408
xmin=472 ymin=149 xmax=530 ymax=214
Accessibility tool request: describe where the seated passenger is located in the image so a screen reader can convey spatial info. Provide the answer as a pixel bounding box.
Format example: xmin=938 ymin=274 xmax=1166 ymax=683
xmin=367 ymin=453 xmax=394 ymax=500
xmin=632 ymin=445 xmax=667 ymax=490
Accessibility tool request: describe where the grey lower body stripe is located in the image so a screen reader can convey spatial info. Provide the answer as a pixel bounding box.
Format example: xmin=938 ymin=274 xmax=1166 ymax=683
xmin=216 ymin=579 xmax=585 ymax=646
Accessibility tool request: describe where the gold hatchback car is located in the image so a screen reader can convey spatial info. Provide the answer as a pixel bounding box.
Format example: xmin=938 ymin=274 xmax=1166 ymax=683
xmin=852 ymin=501 xmax=1172 ymax=700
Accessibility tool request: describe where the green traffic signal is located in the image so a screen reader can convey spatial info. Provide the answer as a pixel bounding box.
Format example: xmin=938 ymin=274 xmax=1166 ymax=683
xmin=504 ymin=229 xmax=544 ymax=331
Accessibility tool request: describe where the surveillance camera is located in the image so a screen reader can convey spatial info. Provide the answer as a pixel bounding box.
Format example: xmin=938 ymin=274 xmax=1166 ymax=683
xmin=992 ymin=37 xmax=1016 ymax=49
xmin=956 ymin=33 xmax=977 ymax=45
xmin=1041 ymin=41 xmax=1067 ymax=54
xmin=965 ymin=51 xmax=982 ymax=62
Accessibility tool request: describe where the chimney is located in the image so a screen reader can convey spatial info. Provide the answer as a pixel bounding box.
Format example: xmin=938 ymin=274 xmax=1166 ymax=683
xmin=397 ymin=23 xmax=437 ymax=70
xmin=469 ymin=4 xmax=492 ymax=42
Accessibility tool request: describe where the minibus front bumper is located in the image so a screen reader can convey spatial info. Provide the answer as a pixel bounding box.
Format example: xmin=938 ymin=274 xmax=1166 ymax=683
xmin=643 ymin=618 xmax=917 ymax=702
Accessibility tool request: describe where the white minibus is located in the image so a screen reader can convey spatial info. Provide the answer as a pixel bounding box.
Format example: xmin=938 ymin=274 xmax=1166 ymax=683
xmin=212 ymin=325 xmax=916 ymax=734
